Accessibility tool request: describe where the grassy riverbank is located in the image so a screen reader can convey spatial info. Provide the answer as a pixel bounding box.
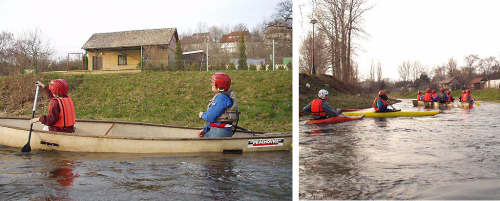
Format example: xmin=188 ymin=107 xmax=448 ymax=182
xmin=391 ymin=89 xmax=500 ymax=103
xmin=0 ymin=71 xmax=292 ymax=132
xmin=299 ymin=73 xmax=374 ymax=110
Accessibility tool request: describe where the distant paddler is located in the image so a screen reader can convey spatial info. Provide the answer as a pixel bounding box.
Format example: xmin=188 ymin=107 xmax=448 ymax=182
xmin=436 ymin=88 xmax=449 ymax=104
xmin=373 ymin=90 xmax=398 ymax=112
xmin=301 ymin=89 xmax=342 ymax=120
xmin=417 ymin=91 xmax=423 ymax=101
xmin=446 ymin=90 xmax=455 ymax=102
xmin=424 ymin=88 xmax=433 ymax=102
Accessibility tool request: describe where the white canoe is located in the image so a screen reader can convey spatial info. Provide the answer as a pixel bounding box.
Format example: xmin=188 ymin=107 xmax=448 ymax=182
xmin=457 ymin=101 xmax=473 ymax=109
xmin=0 ymin=117 xmax=292 ymax=153
xmin=423 ymin=101 xmax=453 ymax=109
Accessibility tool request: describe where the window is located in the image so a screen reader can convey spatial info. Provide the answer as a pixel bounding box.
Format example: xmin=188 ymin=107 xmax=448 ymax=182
xmin=118 ymin=55 xmax=127 ymax=65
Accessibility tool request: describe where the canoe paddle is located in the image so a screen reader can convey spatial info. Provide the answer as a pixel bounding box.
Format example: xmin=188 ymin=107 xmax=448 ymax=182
xmin=21 ymin=85 xmax=40 ymax=153
xmin=473 ymin=99 xmax=481 ymax=106
xmin=386 ymin=100 xmax=399 ymax=111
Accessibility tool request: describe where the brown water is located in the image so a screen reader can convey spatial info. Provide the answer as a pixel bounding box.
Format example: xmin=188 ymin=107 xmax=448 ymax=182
xmin=0 ymin=147 xmax=291 ymax=200
xmin=300 ymin=99 xmax=500 ymax=200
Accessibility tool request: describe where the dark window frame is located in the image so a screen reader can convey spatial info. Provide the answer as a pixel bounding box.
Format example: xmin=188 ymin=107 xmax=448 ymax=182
xmin=118 ymin=55 xmax=127 ymax=65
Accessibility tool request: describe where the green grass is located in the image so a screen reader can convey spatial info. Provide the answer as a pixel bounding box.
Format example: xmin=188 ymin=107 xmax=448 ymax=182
xmin=0 ymin=71 xmax=292 ymax=132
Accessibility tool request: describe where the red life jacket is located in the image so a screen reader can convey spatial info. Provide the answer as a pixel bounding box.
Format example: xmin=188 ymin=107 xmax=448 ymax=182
xmin=49 ymin=96 xmax=75 ymax=128
xmin=373 ymin=97 xmax=387 ymax=112
xmin=446 ymin=95 xmax=452 ymax=102
xmin=417 ymin=95 xmax=421 ymax=101
xmin=461 ymin=93 xmax=467 ymax=102
xmin=432 ymin=93 xmax=438 ymax=99
xmin=424 ymin=93 xmax=433 ymax=101
xmin=311 ymin=99 xmax=327 ymax=116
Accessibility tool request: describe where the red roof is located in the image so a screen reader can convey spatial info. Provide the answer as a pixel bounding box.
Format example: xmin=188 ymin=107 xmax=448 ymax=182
xmin=220 ymin=31 xmax=249 ymax=43
xmin=469 ymin=77 xmax=486 ymax=84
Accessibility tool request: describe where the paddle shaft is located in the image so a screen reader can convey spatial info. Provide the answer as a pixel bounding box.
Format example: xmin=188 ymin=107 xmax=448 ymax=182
xmin=386 ymin=100 xmax=397 ymax=111
xmin=21 ymin=86 xmax=40 ymax=152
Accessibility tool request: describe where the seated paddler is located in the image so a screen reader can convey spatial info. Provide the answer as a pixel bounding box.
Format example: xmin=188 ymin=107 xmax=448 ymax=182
xmin=198 ymin=72 xmax=239 ymax=138
xmin=373 ymin=90 xmax=396 ymax=112
xmin=301 ymin=89 xmax=342 ymax=120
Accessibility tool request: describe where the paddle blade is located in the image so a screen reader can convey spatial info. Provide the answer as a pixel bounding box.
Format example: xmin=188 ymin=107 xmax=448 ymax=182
xmin=21 ymin=143 xmax=31 ymax=152
xmin=475 ymin=102 xmax=481 ymax=106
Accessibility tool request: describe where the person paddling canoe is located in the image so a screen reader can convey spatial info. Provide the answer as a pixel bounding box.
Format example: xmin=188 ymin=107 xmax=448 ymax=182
xmin=301 ymin=89 xmax=342 ymax=120
xmin=374 ymin=90 xmax=397 ymax=112
xmin=446 ymin=90 xmax=455 ymax=102
xmin=463 ymin=89 xmax=473 ymax=103
xmin=424 ymin=88 xmax=433 ymax=102
xmin=30 ymin=79 xmax=75 ymax=133
xmin=198 ymin=72 xmax=239 ymax=138
xmin=436 ymin=88 xmax=449 ymax=104
xmin=417 ymin=91 xmax=423 ymax=101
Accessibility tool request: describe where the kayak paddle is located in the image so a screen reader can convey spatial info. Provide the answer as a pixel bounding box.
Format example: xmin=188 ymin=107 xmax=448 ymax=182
xmin=21 ymin=85 xmax=40 ymax=153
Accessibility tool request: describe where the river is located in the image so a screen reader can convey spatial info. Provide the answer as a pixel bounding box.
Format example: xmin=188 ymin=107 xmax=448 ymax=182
xmin=300 ymin=99 xmax=500 ymax=200
xmin=0 ymin=147 xmax=291 ymax=200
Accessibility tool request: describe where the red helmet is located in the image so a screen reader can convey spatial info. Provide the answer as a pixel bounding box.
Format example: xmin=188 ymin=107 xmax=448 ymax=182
xmin=466 ymin=89 xmax=470 ymax=93
xmin=462 ymin=90 xmax=466 ymax=94
xmin=49 ymin=79 xmax=69 ymax=96
xmin=426 ymin=88 xmax=431 ymax=93
xmin=432 ymin=90 xmax=436 ymax=94
xmin=447 ymin=90 xmax=451 ymax=95
xmin=378 ymin=90 xmax=386 ymax=96
xmin=211 ymin=72 xmax=231 ymax=91
xmin=418 ymin=91 xmax=422 ymax=95
xmin=440 ymin=88 xmax=445 ymax=93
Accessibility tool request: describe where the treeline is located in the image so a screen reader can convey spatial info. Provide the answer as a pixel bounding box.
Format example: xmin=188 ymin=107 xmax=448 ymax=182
xmin=397 ymin=55 xmax=500 ymax=89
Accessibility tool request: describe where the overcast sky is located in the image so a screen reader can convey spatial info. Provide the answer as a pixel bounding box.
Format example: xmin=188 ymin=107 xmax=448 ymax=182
xmin=0 ymin=0 xmax=282 ymax=59
xmin=296 ymin=0 xmax=500 ymax=80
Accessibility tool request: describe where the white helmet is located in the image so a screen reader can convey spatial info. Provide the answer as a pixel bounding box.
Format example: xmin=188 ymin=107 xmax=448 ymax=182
xmin=318 ymin=89 xmax=329 ymax=99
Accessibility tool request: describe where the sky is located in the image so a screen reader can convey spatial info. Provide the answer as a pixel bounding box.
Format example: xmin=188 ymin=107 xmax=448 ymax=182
xmin=295 ymin=0 xmax=500 ymax=81
xmin=0 ymin=0 xmax=282 ymax=59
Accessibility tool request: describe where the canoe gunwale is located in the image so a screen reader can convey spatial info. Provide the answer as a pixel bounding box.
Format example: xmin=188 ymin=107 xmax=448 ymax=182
xmin=0 ymin=117 xmax=291 ymax=141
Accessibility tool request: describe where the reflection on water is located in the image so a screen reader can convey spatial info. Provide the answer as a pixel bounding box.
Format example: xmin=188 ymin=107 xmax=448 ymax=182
xmin=300 ymin=100 xmax=500 ymax=200
xmin=0 ymin=147 xmax=291 ymax=200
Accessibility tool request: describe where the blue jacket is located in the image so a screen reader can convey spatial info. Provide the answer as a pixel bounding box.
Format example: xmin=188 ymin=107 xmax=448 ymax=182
xmin=201 ymin=93 xmax=233 ymax=132
xmin=376 ymin=99 xmax=393 ymax=112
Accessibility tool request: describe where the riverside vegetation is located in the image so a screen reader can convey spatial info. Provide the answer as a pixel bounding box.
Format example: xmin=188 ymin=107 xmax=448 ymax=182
xmin=0 ymin=71 xmax=292 ymax=132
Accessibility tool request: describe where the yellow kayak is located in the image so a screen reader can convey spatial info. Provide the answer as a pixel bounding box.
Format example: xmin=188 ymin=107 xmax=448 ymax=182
xmin=343 ymin=110 xmax=440 ymax=118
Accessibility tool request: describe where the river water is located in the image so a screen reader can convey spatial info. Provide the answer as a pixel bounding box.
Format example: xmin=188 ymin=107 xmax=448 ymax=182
xmin=0 ymin=147 xmax=291 ymax=200
xmin=300 ymin=99 xmax=500 ymax=200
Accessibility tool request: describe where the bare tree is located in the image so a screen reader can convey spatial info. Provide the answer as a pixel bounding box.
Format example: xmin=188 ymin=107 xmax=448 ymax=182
xmin=314 ymin=0 xmax=373 ymax=83
xmin=266 ymin=0 xmax=293 ymax=31
xmin=432 ymin=65 xmax=447 ymax=83
xmin=462 ymin=54 xmax=480 ymax=83
xmin=445 ymin=57 xmax=458 ymax=78
xmin=369 ymin=59 xmax=375 ymax=81
xmin=299 ymin=32 xmax=329 ymax=74
xmin=479 ymin=56 xmax=498 ymax=79
xmin=377 ymin=60 xmax=382 ymax=82
xmin=398 ymin=60 xmax=411 ymax=82
xmin=232 ymin=23 xmax=249 ymax=32
xmin=411 ymin=60 xmax=423 ymax=81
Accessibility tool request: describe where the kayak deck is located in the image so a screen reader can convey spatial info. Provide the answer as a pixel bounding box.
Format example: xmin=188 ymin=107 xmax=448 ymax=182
xmin=343 ymin=110 xmax=439 ymax=118
xmin=305 ymin=114 xmax=365 ymax=124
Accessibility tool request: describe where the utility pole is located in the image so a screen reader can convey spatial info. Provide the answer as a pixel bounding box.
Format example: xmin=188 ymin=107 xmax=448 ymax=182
xmin=311 ymin=19 xmax=318 ymax=75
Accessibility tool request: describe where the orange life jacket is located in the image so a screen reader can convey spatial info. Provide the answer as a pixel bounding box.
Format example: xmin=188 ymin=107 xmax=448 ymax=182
xmin=424 ymin=93 xmax=433 ymax=102
xmin=49 ymin=96 xmax=75 ymax=128
xmin=373 ymin=97 xmax=387 ymax=112
xmin=446 ymin=95 xmax=452 ymax=102
xmin=311 ymin=99 xmax=327 ymax=116
xmin=417 ymin=95 xmax=421 ymax=101
xmin=461 ymin=93 xmax=467 ymax=102
xmin=432 ymin=93 xmax=438 ymax=99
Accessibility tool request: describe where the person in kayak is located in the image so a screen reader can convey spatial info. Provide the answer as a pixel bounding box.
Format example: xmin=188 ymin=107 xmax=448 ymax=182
xmin=30 ymin=79 xmax=75 ymax=133
xmin=198 ymin=72 xmax=239 ymax=138
xmin=373 ymin=90 xmax=397 ymax=112
xmin=459 ymin=90 xmax=466 ymax=101
xmin=417 ymin=91 xmax=423 ymax=101
xmin=435 ymin=88 xmax=449 ymax=103
xmin=463 ymin=89 xmax=473 ymax=103
xmin=431 ymin=90 xmax=438 ymax=100
xmin=446 ymin=90 xmax=455 ymax=102
xmin=424 ymin=88 xmax=433 ymax=102
xmin=301 ymin=89 xmax=342 ymax=120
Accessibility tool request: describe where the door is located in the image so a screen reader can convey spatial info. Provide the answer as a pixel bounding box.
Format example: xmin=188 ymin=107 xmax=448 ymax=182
xmin=93 ymin=56 xmax=102 ymax=70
